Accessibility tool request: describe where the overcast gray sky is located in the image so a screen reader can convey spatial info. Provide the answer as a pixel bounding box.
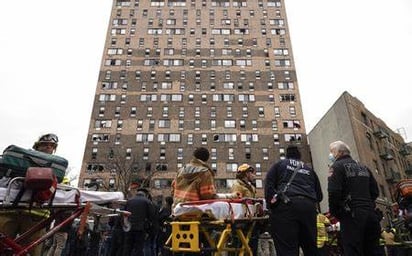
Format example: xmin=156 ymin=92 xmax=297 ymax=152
xmin=1 ymin=0 xmax=411 ymax=180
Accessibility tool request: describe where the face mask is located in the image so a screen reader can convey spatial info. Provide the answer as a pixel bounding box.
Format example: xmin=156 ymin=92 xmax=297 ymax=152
xmin=328 ymin=153 xmax=336 ymax=163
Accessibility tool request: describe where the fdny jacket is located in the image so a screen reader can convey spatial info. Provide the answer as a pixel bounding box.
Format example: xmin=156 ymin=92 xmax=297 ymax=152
xmin=172 ymin=158 xmax=217 ymax=207
xmin=328 ymin=155 xmax=379 ymax=218
xmin=231 ymin=179 xmax=256 ymax=198
xmin=265 ymin=158 xmax=323 ymax=207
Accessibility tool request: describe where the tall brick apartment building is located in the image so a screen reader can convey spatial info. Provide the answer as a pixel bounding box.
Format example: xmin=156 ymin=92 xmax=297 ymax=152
xmin=79 ymin=0 xmax=309 ymax=200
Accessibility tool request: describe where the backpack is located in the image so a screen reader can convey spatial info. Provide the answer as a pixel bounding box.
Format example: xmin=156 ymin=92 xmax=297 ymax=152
xmin=0 ymin=145 xmax=67 ymax=183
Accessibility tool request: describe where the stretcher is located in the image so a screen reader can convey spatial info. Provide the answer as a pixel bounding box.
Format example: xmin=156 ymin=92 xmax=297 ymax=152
xmin=165 ymin=198 xmax=268 ymax=256
xmin=0 ymin=176 xmax=127 ymax=256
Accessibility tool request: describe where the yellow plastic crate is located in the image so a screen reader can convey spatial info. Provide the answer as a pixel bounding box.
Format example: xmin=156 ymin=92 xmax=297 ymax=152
xmin=171 ymin=221 xmax=200 ymax=252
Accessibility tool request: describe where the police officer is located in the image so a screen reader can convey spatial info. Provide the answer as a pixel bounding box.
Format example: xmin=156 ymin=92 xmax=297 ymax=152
xmin=265 ymin=145 xmax=323 ymax=256
xmin=328 ymin=140 xmax=383 ymax=256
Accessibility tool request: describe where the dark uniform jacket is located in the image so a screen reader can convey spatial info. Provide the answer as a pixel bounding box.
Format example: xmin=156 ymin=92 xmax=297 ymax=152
xmin=125 ymin=194 xmax=155 ymax=232
xmin=265 ymin=158 xmax=323 ymax=208
xmin=328 ymin=155 xmax=379 ymax=218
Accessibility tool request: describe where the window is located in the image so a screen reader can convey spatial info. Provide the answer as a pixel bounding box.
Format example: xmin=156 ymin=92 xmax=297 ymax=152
xmin=272 ymin=120 xmax=278 ymax=130
xmin=187 ymin=134 xmax=193 ymax=144
xmin=240 ymin=119 xmax=246 ymax=129
xmin=235 ymin=59 xmax=252 ymax=66
xmin=283 ymin=120 xmax=301 ymax=129
xmin=210 ymin=119 xmax=216 ymax=130
xmin=240 ymin=134 xmax=259 ymax=143
xmin=280 ymin=94 xmax=295 ymax=102
xmin=117 ymin=120 xmax=123 ymax=130
xmin=188 ymin=94 xmax=194 ymax=104
xmin=262 ymin=148 xmax=269 ymax=160
xmin=158 ymin=133 xmax=181 ymax=143
xmin=177 ymin=119 xmax=183 ymax=130
xmin=269 ymin=19 xmax=285 ymax=26
xmin=99 ymin=94 xmax=116 ymax=102
xmin=99 ymin=107 xmax=105 ymax=117
xmin=212 ymin=94 xmax=234 ymax=102
xmin=273 ymin=48 xmax=289 ymax=55
xmin=226 ymin=106 xmax=232 ymax=117
xmin=91 ymin=148 xmax=97 ymax=160
xmin=194 ymin=106 xmax=201 ymax=118
xmin=151 ymin=0 xmax=165 ymax=6
xmin=211 ymin=148 xmax=217 ymax=160
xmin=285 ymin=134 xmax=302 ymax=142
xmin=147 ymin=107 xmax=153 ymax=117
xmin=271 ymin=29 xmax=286 ymax=35
xmin=273 ymin=134 xmax=279 ymax=145
xmin=274 ymin=107 xmax=281 ymax=117
xmin=274 ymin=59 xmax=291 ymax=67
xmin=162 ymin=106 xmax=169 ymax=117
xmin=177 ymin=148 xmax=183 ymax=160
xmin=125 ymin=148 xmax=132 ymax=159
xmin=160 ymin=148 xmax=166 ymax=159
xmin=137 ymin=119 xmax=143 ymax=130
xmin=136 ymin=133 xmax=154 ymax=142
xmin=210 ymin=107 xmax=216 ymax=118
xmin=242 ymin=106 xmax=248 ymax=117
xmin=267 ymin=0 xmax=281 ymax=7
xmin=159 ymin=119 xmax=171 ymax=128
xmin=234 ymin=28 xmax=249 ymax=35
xmin=149 ymin=119 xmax=155 ymax=130
xmin=228 ymin=148 xmax=235 ymax=160
xmin=278 ymin=82 xmax=294 ymax=89
xmin=176 ymin=108 xmax=184 ymax=119
xmin=213 ymin=134 xmax=237 ymax=142
xmin=245 ymin=147 xmax=251 ymax=159
xmin=226 ymin=163 xmax=238 ymax=172
xmin=201 ymin=134 xmax=208 ymax=145
xmin=258 ymin=107 xmax=265 ymax=117
xmin=289 ymin=106 xmax=296 ymax=116
xmin=252 ymin=120 xmax=257 ymax=130
xmin=115 ymin=106 xmax=120 ymax=117
xmin=153 ymin=179 xmax=172 ymax=189
xmin=225 ymin=120 xmax=236 ymax=128
xmin=95 ymin=120 xmax=112 ymax=129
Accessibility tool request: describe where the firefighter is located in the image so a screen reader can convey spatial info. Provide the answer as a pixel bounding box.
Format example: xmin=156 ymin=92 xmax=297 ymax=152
xmin=231 ymin=163 xmax=256 ymax=198
xmin=316 ymin=212 xmax=330 ymax=256
xmin=171 ymin=147 xmax=238 ymax=208
xmin=0 ymin=133 xmax=59 ymax=256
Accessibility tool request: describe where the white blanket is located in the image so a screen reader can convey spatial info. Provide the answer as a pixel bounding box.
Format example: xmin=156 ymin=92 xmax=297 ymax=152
xmin=173 ymin=201 xmax=256 ymax=220
xmin=0 ymin=187 xmax=124 ymax=205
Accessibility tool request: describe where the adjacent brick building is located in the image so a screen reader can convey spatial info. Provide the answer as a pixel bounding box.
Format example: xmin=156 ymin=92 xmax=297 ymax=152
xmin=308 ymin=91 xmax=412 ymax=212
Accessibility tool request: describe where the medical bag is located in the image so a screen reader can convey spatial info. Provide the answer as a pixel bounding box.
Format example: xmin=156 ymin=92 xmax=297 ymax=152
xmin=0 ymin=144 xmax=67 ymax=183
xmin=25 ymin=167 xmax=58 ymax=203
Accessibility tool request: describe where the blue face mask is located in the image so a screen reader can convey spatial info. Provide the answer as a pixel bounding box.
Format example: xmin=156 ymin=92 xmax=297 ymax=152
xmin=328 ymin=153 xmax=336 ymax=163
